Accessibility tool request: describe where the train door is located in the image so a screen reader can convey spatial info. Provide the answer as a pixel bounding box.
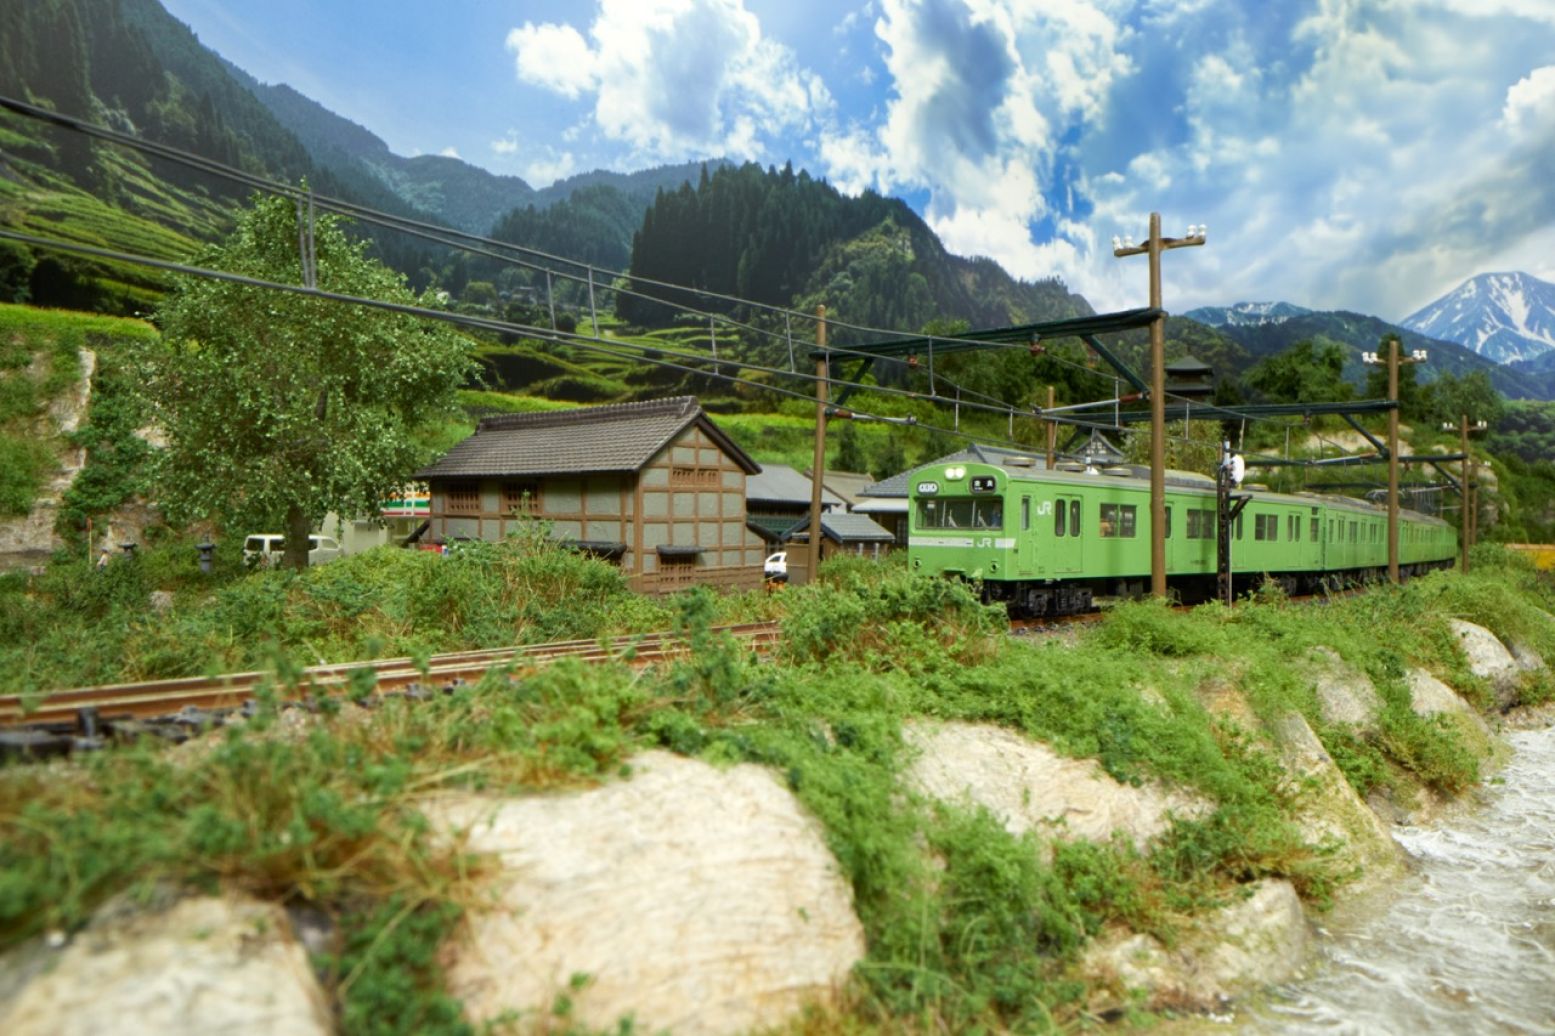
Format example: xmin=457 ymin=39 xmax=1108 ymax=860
xmin=1054 ymin=494 xmax=1083 ymax=574
xmin=1017 ymin=494 xmax=1039 ymax=577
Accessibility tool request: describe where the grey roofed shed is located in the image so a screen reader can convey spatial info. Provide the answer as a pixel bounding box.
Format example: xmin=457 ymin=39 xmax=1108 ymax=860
xmin=415 ymin=395 xmax=759 ymax=479
xmin=746 ymin=463 xmax=846 ymax=509
xmin=785 ymin=512 xmax=897 ymax=545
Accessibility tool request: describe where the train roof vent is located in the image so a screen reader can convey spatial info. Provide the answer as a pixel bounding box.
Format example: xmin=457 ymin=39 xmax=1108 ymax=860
xmin=1102 ymin=466 xmax=1133 ymax=477
xmin=1056 ymin=462 xmax=1086 ymax=473
xmin=1004 ymin=455 xmax=1037 ymax=467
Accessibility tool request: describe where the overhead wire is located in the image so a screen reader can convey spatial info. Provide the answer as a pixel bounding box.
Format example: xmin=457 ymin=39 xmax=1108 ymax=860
xmin=0 ymin=226 xmax=1134 ymax=458
xmin=4 ymin=93 xmax=1400 ymax=472
xmin=0 ymin=94 xmax=1144 ymax=438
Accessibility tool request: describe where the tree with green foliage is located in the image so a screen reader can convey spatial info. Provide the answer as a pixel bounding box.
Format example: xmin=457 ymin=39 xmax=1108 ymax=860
xmin=833 ymin=420 xmax=868 ymax=473
xmin=141 ymin=193 xmax=474 ymax=569
xmin=1245 ymin=338 xmax=1354 ymax=405
xmin=1428 ymin=369 xmax=1505 ymax=428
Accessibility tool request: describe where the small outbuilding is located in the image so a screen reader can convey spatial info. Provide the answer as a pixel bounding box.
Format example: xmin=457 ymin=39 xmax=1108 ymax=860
xmin=782 ymin=512 xmax=898 ymax=585
xmin=745 ymin=463 xmax=846 ymax=548
xmin=415 ymin=396 xmax=767 ymax=594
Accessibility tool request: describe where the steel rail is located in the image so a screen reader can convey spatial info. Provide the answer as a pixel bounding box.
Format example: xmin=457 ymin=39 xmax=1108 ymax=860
xmin=0 ymin=622 xmax=781 ymax=729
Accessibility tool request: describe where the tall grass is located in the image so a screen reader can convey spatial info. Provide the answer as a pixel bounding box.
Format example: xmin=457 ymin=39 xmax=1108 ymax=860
xmin=1 ymin=543 xmax=1546 ymax=1031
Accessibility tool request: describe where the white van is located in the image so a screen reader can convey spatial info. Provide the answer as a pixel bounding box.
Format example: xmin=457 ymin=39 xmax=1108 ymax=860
xmin=243 ymin=534 xmax=344 ymax=567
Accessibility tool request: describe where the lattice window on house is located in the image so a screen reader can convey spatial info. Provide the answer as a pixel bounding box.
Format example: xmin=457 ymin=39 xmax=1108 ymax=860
xmin=501 ymin=481 xmax=540 ymax=515
xmin=446 ymin=485 xmax=481 ymax=515
xmin=670 ymin=466 xmax=720 ymax=487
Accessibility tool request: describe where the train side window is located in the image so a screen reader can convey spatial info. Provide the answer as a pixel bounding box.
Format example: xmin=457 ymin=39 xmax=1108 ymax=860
xmin=1311 ymin=517 xmax=1319 ymax=541
xmin=1164 ymin=506 xmax=1172 ymax=538
xmin=1055 ymin=500 xmax=1066 ymax=537
xmin=1069 ymin=499 xmax=1081 ymax=537
xmin=1022 ymin=496 xmax=1030 ymax=532
xmin=1236 ymin=513 xmax=1244 ymax=540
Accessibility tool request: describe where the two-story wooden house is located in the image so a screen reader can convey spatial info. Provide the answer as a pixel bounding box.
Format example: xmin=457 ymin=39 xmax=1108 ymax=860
xmin=415 ymin=396 xmax=766 ymax=594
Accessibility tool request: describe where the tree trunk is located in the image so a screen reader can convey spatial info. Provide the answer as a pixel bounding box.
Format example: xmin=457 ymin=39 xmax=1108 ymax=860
xmin=283 ymin=503 xmax=310 ymax=571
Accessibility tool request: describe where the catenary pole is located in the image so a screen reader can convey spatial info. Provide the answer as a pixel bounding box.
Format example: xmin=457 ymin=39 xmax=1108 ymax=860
xmin=808 ymin=306 xmax=828 ymax=585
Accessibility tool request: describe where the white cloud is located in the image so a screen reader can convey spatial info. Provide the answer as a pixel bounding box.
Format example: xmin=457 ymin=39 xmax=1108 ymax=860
xmin=438 ymin=146 xmax=460 ymax=159
xmin=1502 ymin=65 xmax=1555 ymax=134
xmin=506 ymin=22 xmax=599 ymax=99
xmin=490 ymin=133 xmax=519 ymax=156
xmin=524 ymin=151 xmax=578 ymax=187
xmin=505 ymin=1 xmax=829 ymax=161
xmin=814 ymin=0 xmax=1130 ymax=286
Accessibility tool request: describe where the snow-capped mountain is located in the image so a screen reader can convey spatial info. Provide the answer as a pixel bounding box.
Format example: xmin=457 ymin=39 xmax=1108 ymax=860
xmin=1184 ymin=301 xmax=1313 ymax=328
xmin=1400 ymin=272 xmax=1555 ymax=365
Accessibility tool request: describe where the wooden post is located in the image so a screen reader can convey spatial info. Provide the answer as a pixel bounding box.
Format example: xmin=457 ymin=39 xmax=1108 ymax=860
xmin=1460 ymin=414 xmax=1470 ymax=574
xmin=807 ymin=305 xmax=828 ymax=585
xmin=1147 ymin=212 xmax=1166 ymax=599
xmin=1045 ymin=385 xmax=1056 ymax=469
xmin=1387 ymin=337 xmax=1400 ymax=583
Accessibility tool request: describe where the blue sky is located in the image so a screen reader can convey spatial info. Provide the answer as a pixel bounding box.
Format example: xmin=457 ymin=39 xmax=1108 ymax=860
xmin=159 ymin=0 xmax=1555 ymax=321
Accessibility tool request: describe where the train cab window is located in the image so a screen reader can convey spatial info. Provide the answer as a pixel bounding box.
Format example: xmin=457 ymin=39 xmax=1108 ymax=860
xmin=1021 ymin=496 xmax=1030 ymax=532
xmin=916 ymin=498 xmax=1001 ymax=530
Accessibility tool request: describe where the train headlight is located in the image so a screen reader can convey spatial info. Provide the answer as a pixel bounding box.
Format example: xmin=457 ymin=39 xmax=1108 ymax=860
xmin=945 ymin=466 xmax=966 ymax=480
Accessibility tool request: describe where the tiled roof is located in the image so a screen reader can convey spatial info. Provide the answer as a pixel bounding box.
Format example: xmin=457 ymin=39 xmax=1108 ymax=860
xmin=747 ymin=463 xmax=846 ymax=507
xmin=786 ymin=512 xmax=896 ymax=544
xmin=415 ymin=396 xmax=759 ymax=479
xmin=746 ymin=513 xmax=804 ymax=542
xmin=814 ymin=470 xmax=875 ymax=506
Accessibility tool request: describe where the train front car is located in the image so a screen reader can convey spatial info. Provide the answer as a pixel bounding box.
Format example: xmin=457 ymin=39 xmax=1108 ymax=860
xmin=906 ymin=460 xmax=1080 ymax=616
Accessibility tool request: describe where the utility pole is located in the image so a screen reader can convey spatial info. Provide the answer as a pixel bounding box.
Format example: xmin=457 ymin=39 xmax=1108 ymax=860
xmin=1363 ymin=337 xmax=1427 ymax=583
xmin=807 ymin=305 xmax=828 ymax=586
xmin=1113 ymin=215 xmax=1206 ymax=598
xmin=1443 ymin=415 xmax=1488 ymax=572
xmin=1044 ymin=385 xmax=1057 ymax=469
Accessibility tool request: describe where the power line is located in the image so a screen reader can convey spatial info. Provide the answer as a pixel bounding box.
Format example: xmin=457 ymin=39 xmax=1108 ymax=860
xmin=0 ymin=226 xmax=1135 ymax=459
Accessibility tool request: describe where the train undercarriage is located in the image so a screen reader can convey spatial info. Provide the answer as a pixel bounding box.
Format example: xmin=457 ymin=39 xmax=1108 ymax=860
xmin=980 ymin=559 xmax=1457 ymax=617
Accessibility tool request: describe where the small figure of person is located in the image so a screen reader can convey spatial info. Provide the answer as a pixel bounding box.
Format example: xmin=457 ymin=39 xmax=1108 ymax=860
xmin=96 ymin=548 xmax=110 ymax=571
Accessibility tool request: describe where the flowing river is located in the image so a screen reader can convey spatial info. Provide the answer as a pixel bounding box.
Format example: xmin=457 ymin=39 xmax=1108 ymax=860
xmin=1234 ymin=720 xmax=1555 ymax=1034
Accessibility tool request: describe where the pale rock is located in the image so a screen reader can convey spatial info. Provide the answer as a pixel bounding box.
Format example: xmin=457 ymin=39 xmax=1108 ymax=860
xmin=428 ymin=750 xmax=864 ymax=1036
xmin=904 ymin=720 xmax=1209 ymax=850
xmin=1448 ymin=619 xmax=1519 ymax=709
xmin=0 ymin=349 xmax=94 ymax=571
xmin=1269 ymin=712 xmax=1402 ymax=881
xmin=148 ymin=590 xmax=175 ymax=613
xmin=1407 ymin=668 xmax=1495 ymax=753
xmin=1084 ymin=879 xmax=1309 ymax=1012
xmin=0 ymin=895 xmax=332 ymax=1036
xmin=1510 ymin=641 xmax=1545 ymax=673
xmin=1305 ymin=646 xmax=1383 ymax=731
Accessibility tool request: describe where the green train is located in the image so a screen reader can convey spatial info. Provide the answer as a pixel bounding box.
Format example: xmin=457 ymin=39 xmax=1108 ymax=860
xmin=907 ymin=458 xmax=1457 ymax=615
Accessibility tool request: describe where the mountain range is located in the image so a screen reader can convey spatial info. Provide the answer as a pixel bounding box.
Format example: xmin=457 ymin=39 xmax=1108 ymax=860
xmin=4 ymin=0 xmax=1555 ymax=405
xmin=1400 ymin=271 xmax=1555 ymax=366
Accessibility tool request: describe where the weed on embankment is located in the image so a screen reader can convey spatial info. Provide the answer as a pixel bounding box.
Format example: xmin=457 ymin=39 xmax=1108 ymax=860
xmin=2 ymin=542 xmax=1547 ymax=1032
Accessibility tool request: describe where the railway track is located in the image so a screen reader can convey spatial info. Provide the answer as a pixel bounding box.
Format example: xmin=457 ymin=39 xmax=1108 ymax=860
xmin=0 ymin=622 xmax=782 ymax=758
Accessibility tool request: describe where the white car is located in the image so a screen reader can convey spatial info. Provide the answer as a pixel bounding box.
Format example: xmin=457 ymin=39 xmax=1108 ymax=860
xmin=764 ymin=550 xmax=788 ymax=581
xmin=243 ymin=533 xmax=344 ymax=567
